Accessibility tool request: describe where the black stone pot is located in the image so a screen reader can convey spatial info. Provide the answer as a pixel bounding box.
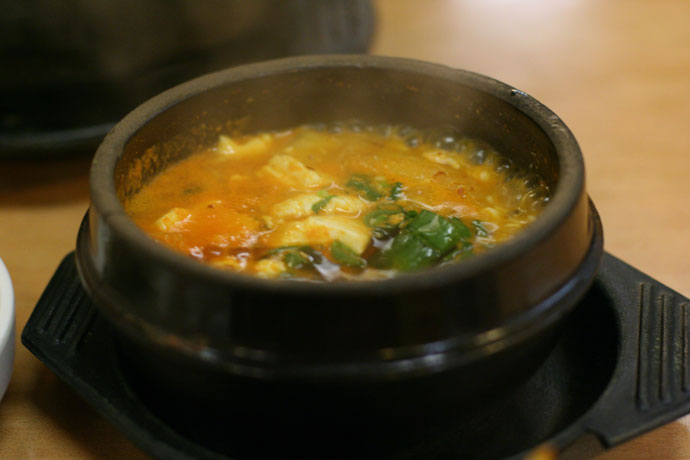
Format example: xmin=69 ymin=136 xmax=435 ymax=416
xmin=76 ymin=55 xmax=603 ymax=413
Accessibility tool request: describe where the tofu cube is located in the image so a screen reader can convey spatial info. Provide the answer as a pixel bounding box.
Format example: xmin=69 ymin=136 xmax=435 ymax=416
xmin=271 ymin=216 xmax=371 ymax=254
xmin=254 ymin=258 xmax=287 ymax=278
xmin=216 ymin=134 xmax=272 ymax=157
xmin=154 ymin=208 xmax=191 ymax=232
xmin=211 ymin=255 xmax=246 ymax=271
xmin=260 ymin=155 xmax=329 ymax=188
xmin=271 ymin=193 xmax=368 ymax=220
xmin=326 ymin=195 xmax=369 ymax=215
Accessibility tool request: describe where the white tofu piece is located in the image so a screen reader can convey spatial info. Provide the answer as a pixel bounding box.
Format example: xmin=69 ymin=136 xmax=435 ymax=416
xmin=271 ymin=216 xmax=371 ymax=254
xmin=260 ymin=155 xmax=329 ymax=188
xmin=211 ymin=255 xmax=246 ymax=271
xmin=154 ymin=208 xmax=191 ymax=232
xmin=216 ymin=134 xmax=272 ymax=157
xmin=422 ymin=150 xmax=463 ymax=169
xmin=271 ymin=193 xmax=368 ymax=220
xmin=254 ymin=258 xmax=287 ymax=278
xmin=326 ymin=195 xmax=370 ymax=215
xmin=216 ymin=135 xmax=238 ymax=154
xmin=271 ymin=193 xmax=320 ymax=220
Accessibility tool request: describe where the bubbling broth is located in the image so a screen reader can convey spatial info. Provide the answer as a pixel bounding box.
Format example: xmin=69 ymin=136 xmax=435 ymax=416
xmin=125 ymin=124 xmax=550 ymax=281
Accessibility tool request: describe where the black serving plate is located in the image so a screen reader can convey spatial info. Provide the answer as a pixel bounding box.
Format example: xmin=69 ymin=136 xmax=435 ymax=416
xmin=22 ymin=252 xmax=690 ymax=460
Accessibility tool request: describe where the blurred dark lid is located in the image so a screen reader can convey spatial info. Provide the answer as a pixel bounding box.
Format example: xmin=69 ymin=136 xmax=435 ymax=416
xmin=0 ymin=0 xmax=375 ymax=158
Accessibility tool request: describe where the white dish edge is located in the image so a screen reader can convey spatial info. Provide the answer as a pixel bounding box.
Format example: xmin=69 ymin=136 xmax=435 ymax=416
xmin=0 ymin=256 xmax=15 ymax=403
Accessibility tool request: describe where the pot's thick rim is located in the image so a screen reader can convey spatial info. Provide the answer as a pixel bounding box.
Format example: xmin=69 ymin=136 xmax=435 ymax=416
xmin=90 ymin=54 xmax=585 ymax=296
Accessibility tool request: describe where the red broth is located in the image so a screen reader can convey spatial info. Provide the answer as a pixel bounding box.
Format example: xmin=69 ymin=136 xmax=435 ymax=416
xmin=125 ymin=124 xmax=549 ymax=281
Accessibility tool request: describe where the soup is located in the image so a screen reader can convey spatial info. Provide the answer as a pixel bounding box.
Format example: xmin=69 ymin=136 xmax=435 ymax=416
xmin=125 ymin=124 xmax=550 ymax=281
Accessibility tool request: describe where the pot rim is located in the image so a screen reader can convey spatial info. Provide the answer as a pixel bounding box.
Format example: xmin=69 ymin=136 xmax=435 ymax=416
xmin=86 ymin=204 xmax=601 ymax=381
xmin=90 ymin=54 xmax=585 ymax=296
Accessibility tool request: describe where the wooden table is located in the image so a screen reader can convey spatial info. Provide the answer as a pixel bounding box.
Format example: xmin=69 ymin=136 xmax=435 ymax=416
xmin=1 ymin=0 xmax=688 ymax=458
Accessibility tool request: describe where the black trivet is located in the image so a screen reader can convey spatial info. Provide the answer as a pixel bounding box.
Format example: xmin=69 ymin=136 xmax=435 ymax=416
xmin=22 ymin=253 xmax=690 ymax=460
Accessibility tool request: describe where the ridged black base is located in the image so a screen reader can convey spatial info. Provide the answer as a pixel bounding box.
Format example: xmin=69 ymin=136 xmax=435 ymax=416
xmin=22 ymin=252 xmax=690 ymax=460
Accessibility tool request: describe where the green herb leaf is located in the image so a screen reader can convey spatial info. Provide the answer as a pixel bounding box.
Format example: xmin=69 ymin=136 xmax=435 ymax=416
xmin=364 ymin=205 xmax=403 ymax=227
xmin=264 ymin=246 xmax=301 ymax=256
xmin=405 ymin=210 xmax=466 ymax=253
xmin=311 ymin=193 xmax=335 ymax=214
xmin=331 ymin=240 xmax=366 ymax=268
xmin=284 ymin=251 xmax=310 ymax=269
xmin=265 ymin=246 xmax=323 ymax=271
xmin=451 ymin=217 xmax=472 ymax=241
xmin=373 ymin=211 xmax=473 ymax=272
xmin=472 ymin=220 xmax=489 ymax=237
xmin=346 ymin=174 xmax=383 ymax=201
xmin=389 ymin=182 xmax=404 ymax=201
xmin=297 ymin=246 xmax=324 ymax=264
xmin=364 ymin=205 xmax=409 ymax=239
xmin=441 ymin=241 xmax=474 ymax=263
xmin=388 ymin=232 xmax=439 ymax=271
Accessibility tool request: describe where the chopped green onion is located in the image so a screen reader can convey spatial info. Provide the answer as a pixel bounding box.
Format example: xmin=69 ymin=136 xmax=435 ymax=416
xmin=387 ymin=232 xmax=438 ymax=271
xmin=364 ymin=205 xmax=404 ymax=227
xmin=405 ymin=210 xmax=469 ymax=253
xmin=364 ymin=205 xmax=409 ymax=239
xmin=373 ymin=211 xmax=474 ymax=271
xmin=389 ymin=182 xmax=404 ymax=201
xmin=346 ymin=174 xmax=406 ymax=203
xmin=441 ymin=241 xmax=474 ymax=263
xmin=331 ymin=240 xmax=366 ymax=268
xmin=264 ymin=246 xmax=301 ymax=256
xmin=298 ymin=246 xmax=324 ymax=264
xmin=284 ymin=251 xmax=310 ymax=269
xmin=472 ymin=220 xmax=489 ymax=237
xmin=311 ymin=193 xmax=335 ymax=214
xmin=264 ymin=246 xmax=325 ymax=272
xmin=346 ymin=174 xmax=383 ymax=201
xmin=451 ymin=217 xmax=472 ymax=240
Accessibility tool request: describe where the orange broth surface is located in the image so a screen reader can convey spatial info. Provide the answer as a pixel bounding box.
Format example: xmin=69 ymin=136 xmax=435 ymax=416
xmin=125 ymin=124 xmax=549 ymax=281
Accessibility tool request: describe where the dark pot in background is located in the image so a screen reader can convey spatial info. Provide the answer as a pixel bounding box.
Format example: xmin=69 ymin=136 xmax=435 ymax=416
xmin=75 ymin=55 xmax=603 ymax=417
xmin=0 ymin=0 xmax=374 ymax=157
